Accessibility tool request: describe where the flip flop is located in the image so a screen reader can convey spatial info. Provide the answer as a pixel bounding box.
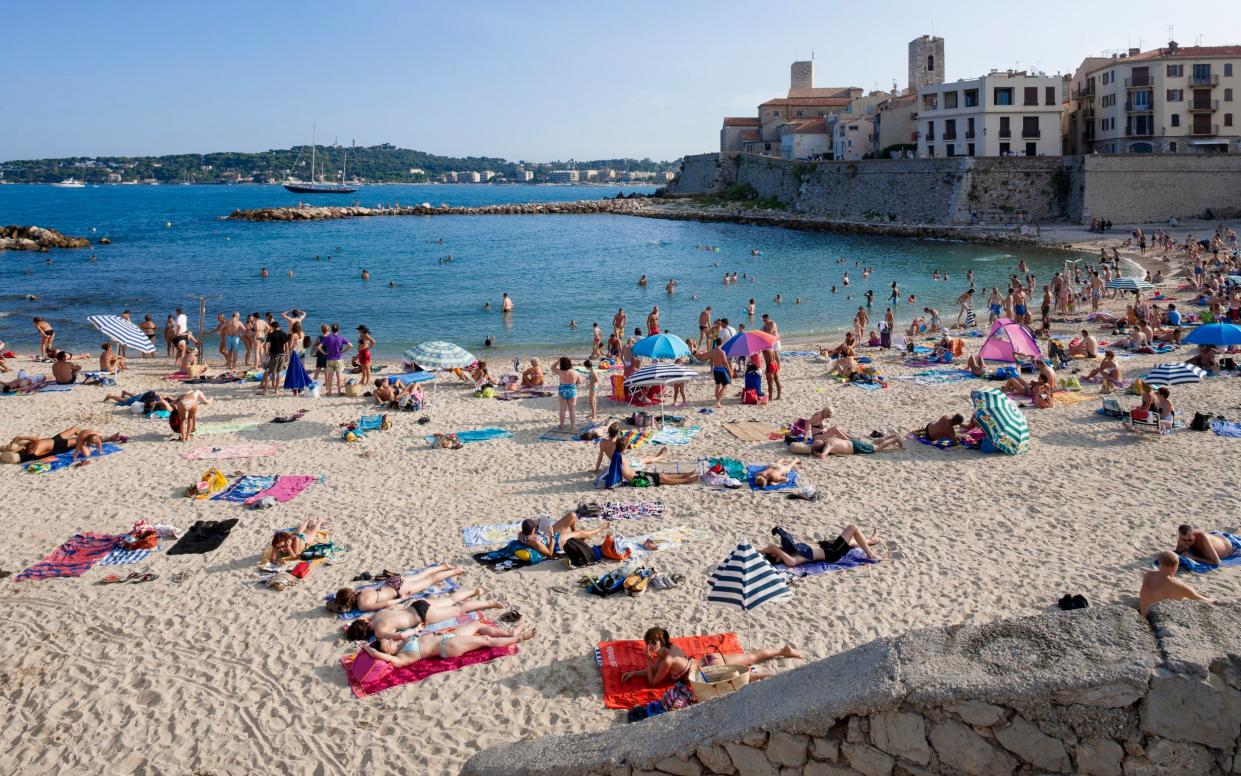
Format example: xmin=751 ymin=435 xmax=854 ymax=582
xmin=498 ymin=610 xmax=522 ymax=624
xmin=131 ymin=572 xmax=159 ymax=583
xmin=99 ymin=572 xmax=140 ymax=584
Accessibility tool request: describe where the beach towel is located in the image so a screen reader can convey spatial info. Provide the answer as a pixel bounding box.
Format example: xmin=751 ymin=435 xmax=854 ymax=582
xmin=195 ymin=421 xmax=260 ymax=436
xmin=424 ymin=428 xmax=512 ymax=445
xmin=462 ymin=520 xmax=535 ymax=549
xmin=776 ymin=548 xmax=880 ymax=577
xmin=908 ymin=431 xmax=958 ymax=449
xmin=851 ymin=380 xmax=886 ymax=392
xmin=212 ymin=475 xmax=277 ymax=502
xmin=472 ymin=539 xmax=549 ymax=573
xmin=893 ymin=369 xmax=979 ymax=386
xmin=723 ymin=422 xmax=778 ymax=442
xmin=325 ymin=566 xmax=464 ymax=620
xmin=778 ymin=350 xmax=816 ymax=358
xmin=15 ymin=533 xmax=118 ymax=581
xmin=613 ymin=526 xmax=712 ymax=558
xmin=747 ymin=464 xmax=800 ymax=491
xmin=705 ymin=457 xmax=747 ymax=481
xmin=36 ymin=382 xmax=75 ymax=393
xmin=598 ymin=633 xmax=742 ymax=709
xmin=495 ymin=389 xmax=554 ymax=401
xmin=97 ymin=547 xmax=154 ymax=566
xmin=22 ymin=442 xmax=123 ymax=473
xmin=1211 ymin=419 xmax=1241 ymax=439
xmin=539 ymin=429 xmax=579 ymax=442
xmin=341 ymin=644 xmax=517 ymax=697
xmin=599 ymin=501 xmax=665 ymax=520
xmin=166 ymin=519 xmax=239 ymax=556
xmin=162 ymin=372 xmax=189 ymax=382
xmin=618 ymin=428 xmax=653 ymax=449
xmin=644 ymin=461 xmax=699 ymax=475
xmin=1162 ymin=534 xmax=1241 ymax=574
xmin=181 ymin=443 xmax=281 ymax=461
xmin=650 ymin=426 xmax=700 ymax=446
xmin=245 ymin=475 xmax=320 ymax=506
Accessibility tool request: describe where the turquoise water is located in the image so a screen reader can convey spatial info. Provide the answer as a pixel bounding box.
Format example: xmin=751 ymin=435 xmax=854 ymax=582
xmin=0 ymin=183 xmax=1084 ymax=357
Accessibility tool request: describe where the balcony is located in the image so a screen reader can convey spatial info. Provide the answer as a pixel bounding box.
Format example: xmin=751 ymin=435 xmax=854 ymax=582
xmin=1073 ymin=84 xmax=1096 ymax=98
xmin=924 ymin=133 xmax=935 ymax=141
xmin=964 ymin=131 xmax=976 ymax=139
xmin=1022 ymin=129 xmax=1041 ymax=138
xmin=1190 ymin=100 xmax=1220 ymax=112
xmin=1124 ymin=76 xmax=1152 ymax=88
xmin=1125 ymin=126 xmax=1155 ymax=137
xmin=1191 ymin=123 xmax=1220 ymax=136
xmin=1190 ymin=74 xmax=1220 ymax=86
xmin=998 ymin=128 xmax=1012 ymax=138
xmin=1124 ymin=102 xmax=1154 ymax=113
xmin=943 ymin=132 xmax=957 ymax=141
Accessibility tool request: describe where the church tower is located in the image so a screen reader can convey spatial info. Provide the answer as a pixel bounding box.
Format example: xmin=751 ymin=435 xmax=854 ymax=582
xmin=908 ymin=35 xmax=945 ymax=90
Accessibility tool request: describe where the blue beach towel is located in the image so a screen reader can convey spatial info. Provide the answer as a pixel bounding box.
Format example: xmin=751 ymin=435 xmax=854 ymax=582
xmin=22 ymin=442 xmax=123 ymax=473
xmin=425 ymin=428 xmax=512 ymax=445
xmin=212 ymin=475 xmax=278 ymax=502
xmin=777 ymin=548 xmax=879 ymax=577
xmin=98 ymin=547 xmax=154 ymax=566
xmin=747 ymin=464 xmax=800 ymax=491
xmin=650 ymin=426 xmax=701 ymax=446
xmin=1210 ymin=419 xmax=1241 ymax=438
xmin=1163 ymin=533 xmax=1241 ymax=573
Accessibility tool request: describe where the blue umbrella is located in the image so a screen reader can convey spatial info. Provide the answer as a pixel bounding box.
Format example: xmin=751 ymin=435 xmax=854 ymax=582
xmin=1183 ymin=323 xmax=1241 ymax=347
xmin=283 ymin=350 xmax=311 ymax=393
xmin=631 ymin=333 xmax=690 ymax=360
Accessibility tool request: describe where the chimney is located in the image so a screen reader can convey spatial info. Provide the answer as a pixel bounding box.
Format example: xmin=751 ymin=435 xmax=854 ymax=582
xmin=1128 ymin=47 xmax=1141 ymax=56
xmin=1168 ymin=40 xmax=1179 ymax=52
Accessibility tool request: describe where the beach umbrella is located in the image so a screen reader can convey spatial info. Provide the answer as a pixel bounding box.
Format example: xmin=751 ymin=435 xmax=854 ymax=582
xmin=86 ymin=314 xmax=156 ymax=354
xmin=970 ymin=388 xmax=1029 ymax=456
xmin=402 ymin=341 xmax=476 ymax=416
xmin=706 ymin=542 xmax=791 ymax=611
xmin=1106 ymin=277 xmax=1153 ymax=291
xmin=283 ymin=350 xmax=311 ymax=394
xmin=1183 ymin=323 xmax=1241 ymax=348
xmin=720 ymin=330 xmax=777 ymax=358
xmin=632 ymin=333 xmax=690 ymax=360
xmin=623 ymin=363 xmax=697 ymax=389
xmin=1143 ymin=362 xmax=1206 ymax=386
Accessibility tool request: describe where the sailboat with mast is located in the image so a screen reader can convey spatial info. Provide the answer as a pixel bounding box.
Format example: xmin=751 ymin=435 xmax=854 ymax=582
xmin=283 ymin=123 xmax=358 ymax=194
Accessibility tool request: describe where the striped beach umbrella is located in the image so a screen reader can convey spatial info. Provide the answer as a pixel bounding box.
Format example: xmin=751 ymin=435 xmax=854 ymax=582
xmin=631 ymin=333 xmax=690 ymax=360
xmin=970 ymin=388 xmax=1030 ymax=456
xmin=720 ymin=331 xmax=777 ymax=358
xmin=706 ymin=542 xmax=791 ymax=611
xmin=1143 ymin=362 xmax=1206 ymax=386
xmin=623 ymin=363 xmax=697 ymax=389
xmin=403 ymin=341 xmax=475 ymax=370
xmin=87 ymin=314 xmax=156 ymax=353
xmin=1105 ymin=277 xmax=1153 ymax=291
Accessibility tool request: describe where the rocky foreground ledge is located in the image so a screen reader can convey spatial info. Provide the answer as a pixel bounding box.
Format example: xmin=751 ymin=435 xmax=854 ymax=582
xmin=227 ymin=198 xmax=657 ymax=221
xmin=0 ymin=225 xmax=91 ymax=251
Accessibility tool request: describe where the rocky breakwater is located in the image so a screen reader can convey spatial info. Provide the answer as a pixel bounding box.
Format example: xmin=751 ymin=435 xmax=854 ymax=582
xmin=227 ymin=197 xmax=657 ymax=222
xmin=0 ymin=225 xmax=91 ymax=252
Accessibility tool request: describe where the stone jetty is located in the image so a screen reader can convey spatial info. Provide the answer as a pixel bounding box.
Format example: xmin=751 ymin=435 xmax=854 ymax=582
xmin=0 ymin=225 xmax=91 ymax=251
xmin=227 ymin=197 xmax=656 ymax=222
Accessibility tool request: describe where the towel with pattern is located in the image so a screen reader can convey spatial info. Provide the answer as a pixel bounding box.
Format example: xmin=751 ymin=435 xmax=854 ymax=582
xmin=893 ymin=369 xmax=979 ymax=386
xmin=1164 ymin=533 xmax=1241 ymax=573
xmin=181 ymin=444 xmax=281 ymax=460
xmin=424 ymin=428 xmax=513 ymax=444
xmin=650 ymin=426 xmax=700 ymax=446
xmin=212 ymin=475 xmax=278 ymax=502
xmin=908 ymin=431 xmax=958 ymax=449
xmin=599 ymin=501 xmax=665 ymax=520
xmin=461 ymin=519 xmax=544 ymax=549
xmin=97 ymin=547 xmax=154 ymax=566
xmin=618 ymin=428 xmax=654 ymax=449
xmin=614 ymin=526 xmax=712 ymax=557
xmin=22 ymin=442 xmax=123 ymax=473
xmin=15 ymin=533 xmax=118 ymax=581
xmin=776 ymin=548 xmax=880 ymax=577
xmin=325 ymin=566 xmax=463 ymax=620
xmin=244 ymin=475 xmax=320 ymax=505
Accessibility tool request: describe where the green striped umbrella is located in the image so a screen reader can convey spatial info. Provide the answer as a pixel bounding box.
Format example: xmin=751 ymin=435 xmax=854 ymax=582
xmin=971 ymin=388 xmax=1030 ymax=455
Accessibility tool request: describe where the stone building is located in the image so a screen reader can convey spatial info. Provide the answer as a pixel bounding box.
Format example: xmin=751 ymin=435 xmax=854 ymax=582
xmin=1064 ymin=42 xmax=1241 ymax=154
xmin=832 ymin=115 xmax=876 ymax=161
xmin=875 ymin=92 xmax=919 ymax=157
xmin=917 ymin=71 xmax=1064 ymax=158
xmin=779 ymin=118 xmax=831 ymax=159
xmin=719 ymin=117 xmax=761 ymax=154
xmin=720 ymin=58 xmax=861 ymax=156
xmin=908 ymin=34 xmax=945 ymax=90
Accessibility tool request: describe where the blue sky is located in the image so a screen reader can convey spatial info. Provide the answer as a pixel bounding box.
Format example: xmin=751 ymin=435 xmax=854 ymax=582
xmin=4 ymin=0 xmax=1236 ymax=161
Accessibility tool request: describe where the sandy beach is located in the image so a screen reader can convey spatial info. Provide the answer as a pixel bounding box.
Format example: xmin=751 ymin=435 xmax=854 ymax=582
xmin=2 ymin=227 xmax=1240 ymax=776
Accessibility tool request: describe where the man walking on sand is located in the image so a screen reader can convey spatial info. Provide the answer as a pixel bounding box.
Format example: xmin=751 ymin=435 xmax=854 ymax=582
xmin=708 ymin=338 xmax=733 ymax=408
xmin=317 ymin=323 xmax=352 ymax=396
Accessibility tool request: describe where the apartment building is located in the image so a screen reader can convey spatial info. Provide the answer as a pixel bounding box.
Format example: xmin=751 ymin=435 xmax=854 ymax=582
xmin=917 ymin=71 xmax=1063 ymax=158
xmin=1066 ymin=43 xmax=1240 ymax=154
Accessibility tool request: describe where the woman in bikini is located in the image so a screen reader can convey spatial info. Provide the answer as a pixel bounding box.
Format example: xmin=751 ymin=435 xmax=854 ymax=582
xmin=344 ymin=589 xmax=504 ymax=640
xmin=361 ymin=621 xmax=536 ymax=668
xmin=327 ymin=565 xmax=466 ymax=613
xmin=356 ymin=325 xmax=375 ymax=386
xmin=555 ymin=356 xmax=581 ymax=431
xmin=621 ymin=627 xmax=804 ymax=686
xmin=268 ymin=517 xmax=326 ymax=564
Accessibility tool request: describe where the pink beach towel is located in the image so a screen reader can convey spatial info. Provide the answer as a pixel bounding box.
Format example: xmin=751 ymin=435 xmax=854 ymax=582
xmin=339 ymin=645 xmax=516 ymax=697
xmin=181 ymin=444 xmax=281 ymax=460
xmin=15 ymin=532 xmax=118 ymax=581
xmin=244 ymin=475 xmax=319 ymax=505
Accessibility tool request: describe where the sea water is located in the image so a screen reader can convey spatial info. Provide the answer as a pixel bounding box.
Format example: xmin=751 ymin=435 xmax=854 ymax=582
xmin=0 ymin=183 xmax=1086 ymax=357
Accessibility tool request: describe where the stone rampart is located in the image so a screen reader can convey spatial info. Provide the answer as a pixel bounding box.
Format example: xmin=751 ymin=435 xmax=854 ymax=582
xmin=1076 ymin=154 xmax=1241 ymax=223
xmin=461 ymin=602 xmax=1241 ymax=776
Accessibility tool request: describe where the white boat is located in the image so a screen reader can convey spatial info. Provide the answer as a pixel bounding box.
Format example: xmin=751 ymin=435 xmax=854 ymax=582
xmin=51 ymin=178 xmax=86 ymax=188
xmin=284 ymin=123 xmax=358 ymax=194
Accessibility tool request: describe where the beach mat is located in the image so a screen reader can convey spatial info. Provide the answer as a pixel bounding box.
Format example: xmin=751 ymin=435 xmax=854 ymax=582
xmin=645 ymin=461 xmax=699 ymax=475
xmin=777 ymin=548 xmax=879 ymax=577
xmin=22 ymin=442 xmax=123 ymax=473
xmin=614 ymin=526 xmax=711 ymax=558
xmin=97 ymin=547 xmax=154 ymax=566
xmin=425 ymin=428 xmax=513 ymax=445
xmin=598 ymin=633 xmax=742 ymax=710
xmin=618 ymin=428 xmax=653 ymax=449
xmin=747 ymin=464 xmax=800 ymax=491
xmin=166 ymin=519 xmax=239 ymax=555
xmin=325 ymin=566 xmax=463 ymax=620
xmin=723 ymin=421 xmax=778 ymax=442
xmin=15 ymin=532 xmax=117 ymax=581
xmin=341 ymin=644 xmax=516 ymax=697
xmin=496 ymin=389 xmax=554 ymax=401
xmin=181 ymin=443 xmax=281 ymax=460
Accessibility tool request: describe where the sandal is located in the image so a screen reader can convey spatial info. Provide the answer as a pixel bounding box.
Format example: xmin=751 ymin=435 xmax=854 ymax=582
xmin=99 ymin=572 xmax=140 ymax=584
xmin=131 ymin=572 xmax=159 ymax=583
xmin=498 ymin=610 xmax=522 ymax=624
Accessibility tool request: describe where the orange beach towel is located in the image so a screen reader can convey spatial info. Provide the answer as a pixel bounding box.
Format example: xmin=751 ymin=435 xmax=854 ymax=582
xmin=598 ymin=632 xmax=742 ymax=709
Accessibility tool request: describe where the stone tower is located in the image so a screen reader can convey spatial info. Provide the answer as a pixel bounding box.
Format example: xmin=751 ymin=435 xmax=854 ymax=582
xmin=790 ymin=60 xmax=813 ymax=92
xmin=908 ymin=35 xmax=945 ymax=90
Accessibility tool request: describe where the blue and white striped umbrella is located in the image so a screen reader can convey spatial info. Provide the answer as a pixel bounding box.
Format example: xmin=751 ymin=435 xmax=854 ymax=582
xmin=624 ymin=363 xmax=697 ymax=389
xmin=1143 ymin=362 xmax=1206 ymax=386
xmin=403 ymin=341 xmax=475 ymax=370
xmin=706 ymin=541 xmax=791 ymax=611
xmin=87 ymin=314 xmax=156 ymax=353
xmin=1105 ymin=277 xmax=1153 ymax=291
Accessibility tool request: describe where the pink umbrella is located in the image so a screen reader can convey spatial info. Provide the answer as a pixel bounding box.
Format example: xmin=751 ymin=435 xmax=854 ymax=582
xmin=721 ymin=331 xmax=777 ymax=358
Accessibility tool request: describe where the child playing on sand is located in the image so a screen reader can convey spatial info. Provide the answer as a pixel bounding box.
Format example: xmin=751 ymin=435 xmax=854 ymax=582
xmin=556 ymin=356 xmax=581 ymax=431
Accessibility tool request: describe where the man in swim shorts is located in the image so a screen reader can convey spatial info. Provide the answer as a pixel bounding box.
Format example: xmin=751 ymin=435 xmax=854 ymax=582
xmin=760 ymin=525 xmax=882 ymax=566
xmin=708 ymin=338 xmax=733 ymax=408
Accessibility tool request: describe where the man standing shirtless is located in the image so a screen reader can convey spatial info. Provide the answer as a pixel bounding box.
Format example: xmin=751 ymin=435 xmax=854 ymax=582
xmin=223 ymin=312 xmax=245 ymax=370
xmin=708 ymin=338 xmax=733 ymax=408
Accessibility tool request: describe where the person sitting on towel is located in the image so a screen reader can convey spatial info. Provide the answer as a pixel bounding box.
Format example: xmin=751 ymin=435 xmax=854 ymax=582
xmin=922 ymin=413 xmax=971 ymax=442
xmin=520 ymin=358 xmax=544 ymax=389
xmin=753 ymin=458 xmax=798 ymax=488
xmin=360 ymin=621 xmax=536 ymax=667
xmin=1085 ymin=350 xmax=1123 ymax=391
xmin=327 ymin=564 xmax=465 ymax=614
xmin=1140 ymin=551 xmax=1210 ymax=616
xmin=1067 ymin=329 xmax=1098 ymax=358
xmin=1002 ymin=359 xmax=1056 ymax=396
xmin=810 ymin=426 xmax=902 ymax=457
xmin=593 ymin=422 xmax=667 ymax=475
xmin=759 ymin=525 xmax=883 ymax=566
xmin=373 ymin=379 xmax=398 ymax=405
xmin=345 ymin=588 xmax=504 ymax=641
xmin=826 ymin=347 xmax=858 ymax=380
xmin=1175 ymin=524 xmax=1239 ymax=566
xmin=620 ymin=626 xmax=803 ymax=686
xmin=965 ymin=353 xmax=987 ymax=377
xmin=1185 ymin=346 xmax=1218 ymax=373
xmin=517 ymin=512 xmax=607 ymax=558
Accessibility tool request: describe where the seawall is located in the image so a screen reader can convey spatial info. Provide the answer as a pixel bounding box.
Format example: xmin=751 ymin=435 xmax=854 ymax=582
xmin=225 ymin=198 xmax=654 ymax=221
xmin=462 ymin=601 xmax=1241 ymax=776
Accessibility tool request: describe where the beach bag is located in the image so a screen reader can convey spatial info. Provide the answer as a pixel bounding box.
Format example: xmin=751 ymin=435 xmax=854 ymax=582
xmin=741 ymin=388 xmax=760 ymax=405
xmin=995 ymin=366 xmax=1018 ymax=380
xmin=1190 ymin=412 xmax=1215 ymax=432
xmin=563 ymin=537 xmax=596 ymax=568
xmin=586 ymin=567 xmax=630 ymax=597
xmin=628 ymin=472 xmax=652 ymax=488
xmin=631 ymin=411 xmax=653 ymax=428
xmin=689 ymin=647 xmax=750 ymax=702
xmin=1128 ymin=379 xmax=1145 ymax=396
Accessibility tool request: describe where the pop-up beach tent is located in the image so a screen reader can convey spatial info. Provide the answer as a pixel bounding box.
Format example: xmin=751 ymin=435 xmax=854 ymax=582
xmin=978 ymin=318 xmax=1042 ymax=363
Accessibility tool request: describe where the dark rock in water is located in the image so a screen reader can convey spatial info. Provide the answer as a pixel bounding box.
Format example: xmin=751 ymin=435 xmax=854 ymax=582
xmin=0 ymin=225 xmax=91 ymax=251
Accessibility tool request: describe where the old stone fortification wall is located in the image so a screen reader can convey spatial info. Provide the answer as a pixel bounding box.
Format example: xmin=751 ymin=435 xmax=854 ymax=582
xmin=461 ymin=602 xmax=1241 ymax=776
xmin=668 ymin=152 xmax=1241 ymax=226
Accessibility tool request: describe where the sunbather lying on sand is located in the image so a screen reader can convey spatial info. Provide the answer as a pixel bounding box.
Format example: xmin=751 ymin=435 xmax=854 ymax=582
xmin=810 ymin=427 xmax=902 ymax=457
xmin=615 ymin=438 xmax=697 ymax=485
xmin=760 ymin=525 xmax=883 ymax=566
xmin=327 ymin=564 xmax=466 ymax=613
xmin=269 ymin=517 xmax=325 ymax=563
xmin=1175 ymin=524 xmax=1238 ymax=566
xmin=518 ymin=512 xmax=607 ymax=557
xmin=754 ymin=459 xmax=798 ymax=488
xmin=361 ymin=621 xmax=536 ymax=667
xmin=345 ymin=589 xmax=504 ymax=640
xmin=103 ymin=389 xmax=172 ymax=414
xmin=170 ymin=389 xmax=212 ymax=442
xmin=0 ymin=371 xmax=46 ymax=393
xmin=621 ymin=626 xmax=804 ymax=685
xmin=1140 ymin=551 xmax=1210 ymax=616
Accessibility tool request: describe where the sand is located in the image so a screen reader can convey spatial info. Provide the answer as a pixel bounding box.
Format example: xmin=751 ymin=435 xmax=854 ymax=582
xmin=1 ymin=227 xmax=1240 ymax=775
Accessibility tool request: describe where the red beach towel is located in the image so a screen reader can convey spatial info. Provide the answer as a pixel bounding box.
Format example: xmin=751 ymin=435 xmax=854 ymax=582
xmin=340 ymin=645 xmax=517 ymax=697
xmin=15 ymin=532 xmax=118 ymax=581
xmin=598 ymin=633 xmax=742 ymax=709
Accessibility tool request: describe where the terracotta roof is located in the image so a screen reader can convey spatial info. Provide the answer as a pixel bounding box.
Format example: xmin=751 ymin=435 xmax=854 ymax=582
xmin=722 ymin=117 xmax=761 ymax=127
xmin=760 ymin=96 xmax=854 ymax=108
xmin=784 ymin=118 xmax=828 ymax=135
xmin=788 ymin=87 xmax=860 ymax=99
xmin=1089 ymin=46 xmax=1241 ymax=71
xmin=739 ymin=129 xmax=761 ymax=142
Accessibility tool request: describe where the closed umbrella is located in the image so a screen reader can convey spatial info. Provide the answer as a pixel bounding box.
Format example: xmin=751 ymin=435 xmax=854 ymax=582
xmin=283 ymin=351 xmax=311 ymax=395
xmin=706 ymin=542 xmax=791 ymax=611
xmin=631 ymin=333 xmax=690 ymax=360
xmin=720 ymin=331 xmax=777 ymax=359
xmin=970 ymin=388 xmax=1030 ymax=456
xmin=1182 ymin=323 xmax=1241 ymax=348
xmin=87 ymin=314 xmax=156 ymax=354
xmin=1143 ymin=363 xmax=1206 ymax=386
xmin=403 ymin=341 xmax=476 ymax=415
xmin=1105 ymin=277 xmax=1153 ymax=291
